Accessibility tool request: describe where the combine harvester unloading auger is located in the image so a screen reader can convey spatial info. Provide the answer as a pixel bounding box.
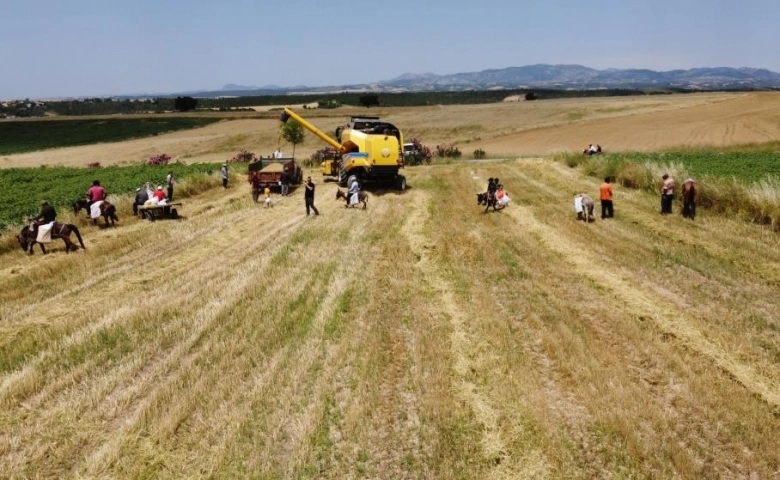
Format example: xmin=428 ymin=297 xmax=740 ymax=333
xmin=280 ymin=108 xmax=407 ymax=191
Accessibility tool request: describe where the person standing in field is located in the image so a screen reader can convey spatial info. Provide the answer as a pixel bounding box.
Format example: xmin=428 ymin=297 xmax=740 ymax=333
xmin=280 ymin=167 xmax=290 ymax=196
xmin=166 ymin=171 xmax=175 ymax=201
xmin=264 ymin=186 xmax=273 ymax=208
xmin=600 ymin=176 xmax=614 ymax=219
xmin=661 ymin=173 xmax=675 ymax=214
xmin=304 ymin=176 xmax=319 ymax=216
xmin=249 ymin=171 xmax=261 ymax=203
xmin=221 ymin=164 xmax=229 ymax=188
xmin=681 ymin=178 xmax=699 ymax=220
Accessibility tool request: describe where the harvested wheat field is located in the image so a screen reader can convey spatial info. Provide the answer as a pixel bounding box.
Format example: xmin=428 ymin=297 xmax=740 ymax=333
xmin=5 ymin=92 xmax=780 ymax=170
xmin=2 ymin=93 xmax=780 ymax=478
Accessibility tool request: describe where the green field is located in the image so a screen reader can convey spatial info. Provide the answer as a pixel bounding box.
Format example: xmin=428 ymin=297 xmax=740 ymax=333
xmin=0 ymin=163 xmax=238 ymax=229
xmin=0 ymin=117 xmax=222 ymax=155
xmin=604 ymin=150 xmax=780 ymax=182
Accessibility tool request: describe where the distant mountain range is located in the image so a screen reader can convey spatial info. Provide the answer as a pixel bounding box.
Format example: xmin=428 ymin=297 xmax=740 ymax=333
xmin=162 ymin=64 xmax=780 ymax=98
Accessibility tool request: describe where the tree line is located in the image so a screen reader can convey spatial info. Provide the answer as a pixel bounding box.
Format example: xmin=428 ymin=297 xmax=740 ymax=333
xmin=3 ymin=88 xmax=705 ymax=117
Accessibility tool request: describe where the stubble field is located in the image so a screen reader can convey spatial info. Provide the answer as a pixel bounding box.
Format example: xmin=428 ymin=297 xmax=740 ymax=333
xmin=2 ymin=92 xmax=780 ymax=478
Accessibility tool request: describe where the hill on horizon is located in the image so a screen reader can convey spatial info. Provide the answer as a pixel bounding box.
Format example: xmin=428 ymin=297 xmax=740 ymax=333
xmin=189 ymin=64 xmax=780 ymax=99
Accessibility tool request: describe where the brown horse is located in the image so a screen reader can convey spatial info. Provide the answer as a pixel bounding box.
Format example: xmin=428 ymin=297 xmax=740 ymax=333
xmin=18 ymin=223 xmax=85 ymax=255
xmin=73 ymin=198 xmax=90 ymax=216
xmin=95 ymin=201 xmax=119 ymax=226
xmin=336 ymin=189 xmax=368 ymax=209
xmin=476 ymin=191 xmax=505 ymax=212
xmin=74 ymin=198 xmax=118 ymax=226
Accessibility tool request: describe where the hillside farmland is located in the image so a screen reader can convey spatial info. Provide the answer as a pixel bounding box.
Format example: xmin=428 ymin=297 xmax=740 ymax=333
xmin=2 ymin=93 xmax=780 ymax=478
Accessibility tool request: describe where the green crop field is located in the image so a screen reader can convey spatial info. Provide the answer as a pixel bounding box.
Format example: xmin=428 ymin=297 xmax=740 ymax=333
xmin=0 ymin=117 xmax=222 ymax=155
xmin=605 ymin=151 xmax=780 ymax=182
xmin=0 ymin=163 xmax=238 ymax=229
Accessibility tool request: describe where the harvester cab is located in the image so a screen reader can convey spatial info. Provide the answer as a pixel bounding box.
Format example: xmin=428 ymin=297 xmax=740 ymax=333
xmin=280 ymin=108 xmax=407 ymax=191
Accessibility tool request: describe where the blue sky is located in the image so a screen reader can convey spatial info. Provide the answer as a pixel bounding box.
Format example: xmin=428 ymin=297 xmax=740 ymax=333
xmin=2 ymin=0 xmax=777 ymax=99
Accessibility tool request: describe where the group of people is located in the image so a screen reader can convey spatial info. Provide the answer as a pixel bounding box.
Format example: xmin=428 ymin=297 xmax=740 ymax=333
xmin=131 ymin=173 xmax=175 ymax=216
xmin=484 ymin=177 xmax=510 ymax=206
xmin=573 ymin=173 xmax=699 ymax=223
xmin=574 ymin=177 xmax=613 ymax=222
xmin=660 ymin=173 xmax=699 ymax=219
xmin=583 ymin=144 xmax=603 ymax=155
xmin=247 ymin=170 xmax=319 ymax=215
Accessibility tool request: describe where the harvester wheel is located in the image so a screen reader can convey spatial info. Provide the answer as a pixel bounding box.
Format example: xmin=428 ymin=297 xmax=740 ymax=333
xmin=395 ymin=175 xmax=407 ymax=191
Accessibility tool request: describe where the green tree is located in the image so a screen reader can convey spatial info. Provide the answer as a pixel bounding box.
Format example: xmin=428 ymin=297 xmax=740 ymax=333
xmin=359 ymin=93 xmax=380 ymax=108
xmin=280 ymin=119 xmax=304 ymax=157
xmin=174 ymin=96 xmax=198 ymax=112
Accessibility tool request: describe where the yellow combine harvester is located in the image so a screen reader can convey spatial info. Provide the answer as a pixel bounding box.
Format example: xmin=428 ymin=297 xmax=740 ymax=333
xmin=280 ymin=108 xmax=407 ymax=190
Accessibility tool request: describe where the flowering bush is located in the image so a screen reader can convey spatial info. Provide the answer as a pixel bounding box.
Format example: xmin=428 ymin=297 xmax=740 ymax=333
xmin=147 ymin=153 xmax=171 ymax=165
xmin=436 ymin=143 xmax=462 ymax=159
xmin=404 ymin=137 xmax=433 ymax=166
xmin=229 ymin=150 xmax=256 ymax=163
xmin=87 ymin=161 xmax=102 ymax=168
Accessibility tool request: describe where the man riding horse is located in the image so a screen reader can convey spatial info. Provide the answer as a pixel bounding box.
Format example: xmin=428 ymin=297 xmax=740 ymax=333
xmin=31 ymin=200 xmax=57 ymax=236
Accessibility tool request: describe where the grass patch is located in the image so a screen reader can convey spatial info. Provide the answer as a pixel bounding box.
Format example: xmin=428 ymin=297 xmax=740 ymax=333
xmin=557 ymin=150 xmax=780 ymax=229
xmin=0 ymin=163 xmax=229 ymax=230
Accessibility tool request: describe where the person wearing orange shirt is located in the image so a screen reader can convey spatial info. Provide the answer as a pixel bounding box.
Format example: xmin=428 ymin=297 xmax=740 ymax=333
xmin=599 ymin=177 xmax=613 ymax=219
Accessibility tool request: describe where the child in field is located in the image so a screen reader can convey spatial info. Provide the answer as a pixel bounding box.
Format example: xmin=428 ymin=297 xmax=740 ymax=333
xmin=264 ymin=186 xmax=273 ymax=208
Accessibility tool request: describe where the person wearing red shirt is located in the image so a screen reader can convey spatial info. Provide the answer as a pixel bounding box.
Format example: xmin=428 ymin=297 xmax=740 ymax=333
xmin=86 ymin=180 xmax=107 ymax=211
xmin=152 ymin=185 xmax=167 ymax=202
xmin=599 ymin=177 xmax=613 ymax=219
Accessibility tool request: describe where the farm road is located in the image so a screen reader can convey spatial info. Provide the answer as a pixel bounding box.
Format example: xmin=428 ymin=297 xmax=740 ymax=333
xmin=2 ymin=160 xmax=780 ymax=478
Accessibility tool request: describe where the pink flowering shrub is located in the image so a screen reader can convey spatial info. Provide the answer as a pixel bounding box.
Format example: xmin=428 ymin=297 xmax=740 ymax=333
xmin=147 ymin=153 xmax=172 ymax=165
xmin=229 ymin=150 xmax=256 ymax=163
xmin=404 ymin=138 xmax=433 ymax=166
